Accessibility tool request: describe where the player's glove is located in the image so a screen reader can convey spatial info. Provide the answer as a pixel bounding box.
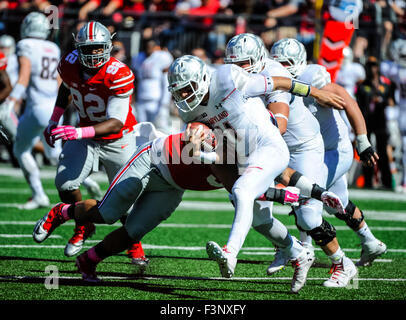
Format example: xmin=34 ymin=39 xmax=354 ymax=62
xmin=321 ymin=191 xmax=346 ymax=215
xmin=51 ymin=125 xmax=95 ymax=141
xmin=43 ymin=121 xmax=58 ymax=147
xmin=261 ymin=186 xmax=309 ymax=207
xmin=356 ymin=134 xmax=379 ymax=166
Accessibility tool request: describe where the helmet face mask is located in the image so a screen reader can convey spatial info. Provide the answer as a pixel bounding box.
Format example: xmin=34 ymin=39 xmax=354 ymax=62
xmin=168 ymin=55 xmax=210 ymax=112
xmin=270 ymin=38 xmax=307 ymax=78
xmin=224 ymin=33 xmax=266 ymax=73
xmin=74 ymin=21 xmax=112 ymax=69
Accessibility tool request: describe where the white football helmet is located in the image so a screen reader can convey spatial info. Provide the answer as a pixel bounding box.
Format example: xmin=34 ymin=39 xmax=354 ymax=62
xmin=0 ymin=35 xmax=16 ymax=57
xmin=270 ymin=38 xmax=307 ymax=78
xmin=224 ymin=33 xmax=267 ymax=73
xmin=20 ymin=12 xmax=50 ymax=40
xmin=74 ymin=21 xmax=113 ymax=69
xmin=168 ymin=55 xmax=210 ymax=112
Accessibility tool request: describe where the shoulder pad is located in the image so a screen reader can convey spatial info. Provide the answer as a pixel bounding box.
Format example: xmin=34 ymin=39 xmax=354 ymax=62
xmin=57 ymin=50 xmax=80 ymax=83
xmin=300 ymin=64 xmax=331 ymax=89
xmin=16 ymin=39 xmax=33 ymax=58
xmin=105 ymin=59 xmax=135 ymax=97
xmin=229 ymin=64 xmax=251 ymax=91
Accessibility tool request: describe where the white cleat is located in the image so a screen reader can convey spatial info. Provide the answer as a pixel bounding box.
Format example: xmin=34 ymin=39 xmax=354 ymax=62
xmin=323 ymin=256 xmax=358 ymax=288
xmin=356 ymin=240 xmax=387 ymax=267
xmin=206 ymin=241 xmax=237 ymax=278
xmin=290 ymin=246 xmax=315 ymax=293
xmin=267 ymin=247 xmax=289 ymax=275
xmin=20 ymin=194 xmax=50 ymax=210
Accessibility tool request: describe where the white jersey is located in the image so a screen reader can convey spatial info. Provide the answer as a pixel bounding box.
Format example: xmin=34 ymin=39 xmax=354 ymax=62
xmin=335 ymin=62 xmax=365 ymax=98
xmin=299 ymin=64 xmax=350 ymax=150
xmin=134 ymin=50 xmax=173 ymax=102
xmin=16 ymin=38 xmax=60 ymax=108
xmin=178 ymin=64 xmax=285 ymax=159
xmin=260 ymin=58 xmax=321 ymax=149
xmin=6 ymin=53 xmax=19 ymax=87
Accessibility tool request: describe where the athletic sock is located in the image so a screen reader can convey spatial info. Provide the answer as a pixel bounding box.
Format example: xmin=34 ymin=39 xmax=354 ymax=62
xmin=356 ymin=222 xmax=376 ymax=244
xmin=328 ymin=247 xmax=345 ymax=264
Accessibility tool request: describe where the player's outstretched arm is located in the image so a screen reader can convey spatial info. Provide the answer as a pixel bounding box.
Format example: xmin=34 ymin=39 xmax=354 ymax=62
xmin=267 ymin=76 xmax=346 ymax=110
xmin=320 ymin=82 xmax=379 ymax=167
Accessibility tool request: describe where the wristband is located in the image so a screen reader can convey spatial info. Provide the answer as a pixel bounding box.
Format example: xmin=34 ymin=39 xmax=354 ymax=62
xmin=311 ymin=183 xmax=326 ymax=201
xmin=78 ymin=126 xmax=96 ymax=139
xmin=356 ymin=134 xmax=371 ymax=153
xmin=9 ymin=83 xmax=26 ymax=100
xmin=289 ymin=79 xmax=311 ymax=97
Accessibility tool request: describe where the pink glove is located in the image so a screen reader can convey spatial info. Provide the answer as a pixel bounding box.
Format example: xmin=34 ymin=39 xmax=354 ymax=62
xmin=51 ymin=125 xmax=95 ymax=141
xmin=43 ymin=121 xmax=57 ymax=147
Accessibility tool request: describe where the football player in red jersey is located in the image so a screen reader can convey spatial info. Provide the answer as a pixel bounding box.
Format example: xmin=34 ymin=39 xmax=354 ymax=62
xmin=43 ymin=21 xmax=146 ymax=263
xmin=33 ymin=124 xmax=344 ymax=284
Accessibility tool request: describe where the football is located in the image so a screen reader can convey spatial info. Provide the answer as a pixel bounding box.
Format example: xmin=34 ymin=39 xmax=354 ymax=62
xmin=189 ymin=122 xmax=217 ymax=152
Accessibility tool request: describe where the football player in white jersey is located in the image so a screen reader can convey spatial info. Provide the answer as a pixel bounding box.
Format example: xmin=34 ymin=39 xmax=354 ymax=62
xmin=224 ymin=33 xmax=359 ymax=288
xmin=167 ymin=54 xmax=346 ymax=291
xmin=380 ymin=40 xmax=406 ymax=193
xmin=132 ymin=39 xmax=174 ymax=133
xmin=5 ymin=12 xmax=62 ymax=210
xmin=271 ymin=38 xmax=387 ymax=270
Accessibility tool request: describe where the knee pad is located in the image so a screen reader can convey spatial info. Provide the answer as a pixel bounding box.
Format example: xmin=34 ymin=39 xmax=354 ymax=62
xmin=334 ymin=200 xmax=364 ymax=231
xmin=307 ymin=219 xmax=337 ymax=247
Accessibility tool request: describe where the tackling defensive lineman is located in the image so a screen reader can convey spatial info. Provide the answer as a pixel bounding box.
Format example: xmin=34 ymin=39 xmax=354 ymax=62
xmin=271 ymin=38 xmax=387 ymax=269
xmin=44 ymin=21 xmax=146 ymax=263
xmin=33 ymin=124 xmax=344 ymax=292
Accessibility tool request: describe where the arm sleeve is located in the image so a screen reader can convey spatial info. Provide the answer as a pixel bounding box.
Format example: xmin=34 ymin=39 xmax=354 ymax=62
xmin=106 ymin=95 xmax=130 ymax=124
xmin=242 ymin=73 xmax=275 ymax=98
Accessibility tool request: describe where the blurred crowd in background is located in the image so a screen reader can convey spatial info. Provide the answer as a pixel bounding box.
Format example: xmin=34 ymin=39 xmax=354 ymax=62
xmin=0 ymin=0 xmax=406 ymax=192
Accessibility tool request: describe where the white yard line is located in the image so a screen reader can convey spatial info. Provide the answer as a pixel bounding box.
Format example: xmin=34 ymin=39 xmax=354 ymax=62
xmin=0 ymin=243 xmax=405 ymax=254
xmin=0 ymin=220 xmax=406 ymax=231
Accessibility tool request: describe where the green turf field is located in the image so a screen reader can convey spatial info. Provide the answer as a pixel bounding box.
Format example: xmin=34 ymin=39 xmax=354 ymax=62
xmin=0 ymin=165 xmax=405 ymax=302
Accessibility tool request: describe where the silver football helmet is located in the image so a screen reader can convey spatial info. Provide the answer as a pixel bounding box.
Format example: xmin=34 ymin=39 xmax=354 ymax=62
xmin=168 ymin=55 xmax=210 ymax=112
xmin=74 ymin=21 xmax=113 ymax=69
xmin=20 ymin=12 xmax=50 ymax=40
xmin=0 ymin=35 xmax=15 ymax=57
xmin=270 ymin=38 xmax=307 ymax=78
xmin=224 ymin=33 xmax=266 ymax=73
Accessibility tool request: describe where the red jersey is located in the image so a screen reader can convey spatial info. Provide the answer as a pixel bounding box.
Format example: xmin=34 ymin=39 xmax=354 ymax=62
xmin=0 ymin=51 xmax=7 ymax=71
xmin=162 ymin=133 xmax=223 ymax=191
xmin=58 ymin=50 xmax=137 ymax=140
